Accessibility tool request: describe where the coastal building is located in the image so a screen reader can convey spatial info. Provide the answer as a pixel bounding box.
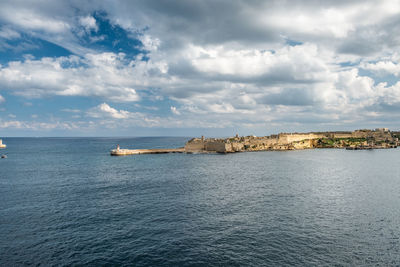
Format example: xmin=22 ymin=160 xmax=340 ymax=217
xmin=376 ymin=128 xmax=389 ymax=132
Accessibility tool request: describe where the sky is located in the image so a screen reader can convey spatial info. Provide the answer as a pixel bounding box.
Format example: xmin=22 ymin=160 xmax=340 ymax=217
xmin=1 ymin=0 xmax=400 ymax=137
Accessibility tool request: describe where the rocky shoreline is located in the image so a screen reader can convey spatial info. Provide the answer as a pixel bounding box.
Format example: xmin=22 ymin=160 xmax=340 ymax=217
xmin=184 ymin=128 xmax=399 ymax=153
xmin=111 ymin=128 xmax=399 ymax=156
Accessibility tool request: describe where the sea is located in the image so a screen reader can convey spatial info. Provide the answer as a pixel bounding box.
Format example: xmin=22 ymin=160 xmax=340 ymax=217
xmin=1 ymin=137 xmax=400 ymax=266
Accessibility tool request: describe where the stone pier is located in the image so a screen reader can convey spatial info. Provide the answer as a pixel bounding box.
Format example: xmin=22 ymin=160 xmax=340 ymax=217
xmin=110 ymin=147 xmax=185 ymax=156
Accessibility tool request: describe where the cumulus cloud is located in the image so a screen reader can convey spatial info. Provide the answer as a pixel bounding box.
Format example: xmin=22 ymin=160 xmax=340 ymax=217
xmin=0 ymin=119 xmax=80 ymax=130
xmin=86 ymin=102 xmax=161 ymax=126
xmin=0 ymin=26 xmax=21 ymax=39
xmin=0 ymin=53 xmax=150 ymax=102
xmin=1 ymin=0 xmax=400 ymax=134
xmin=79 ymin=16 xmax=98 ymax=33
xmin=170 ymin=106 xmax=180 ymax=115
xmin=362 ymin=61 xmax=400 ymax=77
xmin=139 ymin=34 xmax=161 ymax=51
xmin=87 ymin=103 xmax=131 ymax=119
xmin=0 ymin=94 xmax=4 ymax=103
xmin=85 ymin=102 xmax=237 ymax=129
xmin=187 ymin=44 xmax=331 ymax=84
xmin=61 ymin=108 xmax=81 ymax=113
xmin=0 ymin=3 xmax=71 ymax=34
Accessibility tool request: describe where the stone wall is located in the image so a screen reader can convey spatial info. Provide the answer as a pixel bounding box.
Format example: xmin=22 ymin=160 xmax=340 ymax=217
xmin=184 ymin=128 xmax=395 ymax=153
xmin=332 ymin=133 xmax=353 ymax=138
xmin=277 ymin=133 xmax=326 ymax=144
xmin=184 ymin=138 xmax=205 ymax=152
xmin=246 ymin=137 xmax=278 ymax=146
xmin=205 ymin=140 xmax=230 ymax=153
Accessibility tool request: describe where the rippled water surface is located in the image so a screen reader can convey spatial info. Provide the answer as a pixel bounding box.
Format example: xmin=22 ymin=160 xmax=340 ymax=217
xmin=1 ymin=137 xmax=400 ymax=266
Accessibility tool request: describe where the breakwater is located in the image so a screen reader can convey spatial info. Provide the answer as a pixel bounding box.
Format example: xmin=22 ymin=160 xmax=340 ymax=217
xmin=110 ymin=147 xmax=185 ymax=156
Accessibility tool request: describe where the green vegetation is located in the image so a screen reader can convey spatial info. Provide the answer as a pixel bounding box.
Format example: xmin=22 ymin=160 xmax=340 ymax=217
xmin=343 ymin=137 xmax=367 ymax=143
xmin=316 ymin=137 xmax=367 ymax=148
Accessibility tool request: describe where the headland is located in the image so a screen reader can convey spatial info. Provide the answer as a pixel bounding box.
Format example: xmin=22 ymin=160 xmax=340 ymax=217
xmin=185 ymin=128 xmax=399 ymax=153
xmin=111 ymin=128 xmax=400 ymax=155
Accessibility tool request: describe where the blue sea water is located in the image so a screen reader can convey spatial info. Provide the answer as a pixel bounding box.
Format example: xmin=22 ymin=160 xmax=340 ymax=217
xmin=1 ymin=137 xmax=400 ymax=266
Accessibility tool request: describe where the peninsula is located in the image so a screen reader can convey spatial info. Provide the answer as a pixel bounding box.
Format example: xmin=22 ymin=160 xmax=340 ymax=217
xmin=111 ymin=128 xmax=399 ymax=155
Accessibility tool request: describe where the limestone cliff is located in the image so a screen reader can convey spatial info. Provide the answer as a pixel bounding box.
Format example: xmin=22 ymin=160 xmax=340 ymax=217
xmin=184 ymin=128 xmax=398 ymax=153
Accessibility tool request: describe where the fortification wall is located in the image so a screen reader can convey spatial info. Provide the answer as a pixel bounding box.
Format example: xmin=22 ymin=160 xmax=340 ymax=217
xmin=247 ymin=137 xmax=278 ymax=146
xmin=185 ymin=129 xmax=395 ymax=153
xmin=332 ymin=133 xmax=353 ymax=138
xmin=278 ymin=133 xmax=326 ymax=144
xmin=205 ymin=141 xmax=229 ymax=153
xmin=352 ymin=131 xmax=369 ymax=138
xmin=184 ymin=139 xmax=205 ymax=152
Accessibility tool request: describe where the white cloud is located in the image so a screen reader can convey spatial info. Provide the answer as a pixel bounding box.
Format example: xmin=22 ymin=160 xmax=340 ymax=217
xmin=0 ymin=53 xmax=150 ymax=102
xmin=86 ymin=102 xmax=164 ymax=127
xmin=0 ymin=27 xmax=20 ymax=39
xmin=375 ymin=81 xmax=400 ymax=105
xmin=188 ymin=43 xmax=330 ymax=82
xmin=1 ymin=0 xmax=400 ymax=133
xmin=139 ymin=34 xmax=161 ymax=51
xmin=87 ymin=103 xmax=130 ymax=119
xmin=362 ymin=61 xmax=400 ymax=77
xmin=335 ymin=69 xmax=375 ymax=99
xmin=0 ymin=94 xmax=4 ymax=103
xmin=79 ymin=16 xmax=98 ymax=33
xmin=61 ymin=108 xmax=81 ymax=113
xmin=170 ymin=106 xmax=180 ymax=115
xmin=0 ymin=119 xmax=81 ymax=130
xmin=0 ymin=6 xmax=70 ymax=33
xmin=0 ymin=120 xmax=23 ymax=128
xmin=85 ymin=103 xmax=236 ymax=129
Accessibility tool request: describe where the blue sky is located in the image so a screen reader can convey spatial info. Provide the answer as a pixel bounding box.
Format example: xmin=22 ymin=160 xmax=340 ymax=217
xmin=1 ymin=0 xmax=400 ymax=137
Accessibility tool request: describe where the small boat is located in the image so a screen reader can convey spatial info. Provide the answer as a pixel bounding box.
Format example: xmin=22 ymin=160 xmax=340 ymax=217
xmin=1 ymin=154 xmax=7 ymax=159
